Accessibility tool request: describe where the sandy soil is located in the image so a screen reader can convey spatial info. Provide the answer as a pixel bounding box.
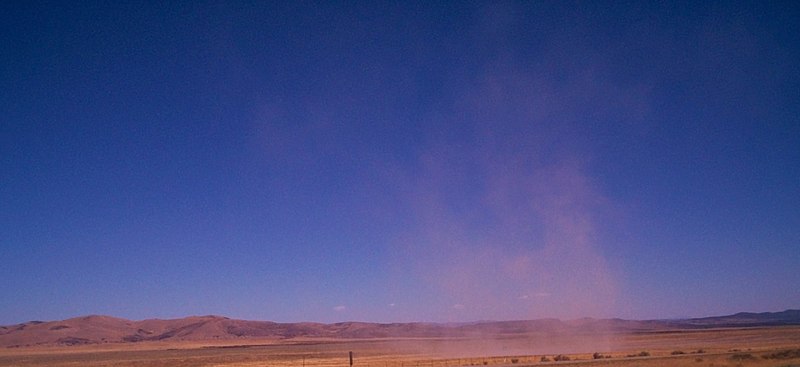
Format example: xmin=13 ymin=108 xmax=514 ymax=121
xmin=0 ymin=326 xmax=798 ymax=367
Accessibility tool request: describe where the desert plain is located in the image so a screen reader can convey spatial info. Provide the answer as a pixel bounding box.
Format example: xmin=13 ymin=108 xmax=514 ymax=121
xmin=1 ymin=325 xmax=799 ymax=367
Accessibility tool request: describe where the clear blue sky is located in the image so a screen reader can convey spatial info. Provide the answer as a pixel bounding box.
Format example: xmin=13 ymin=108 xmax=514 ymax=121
xmin=2 ymin=1 xmax=798 ymax=325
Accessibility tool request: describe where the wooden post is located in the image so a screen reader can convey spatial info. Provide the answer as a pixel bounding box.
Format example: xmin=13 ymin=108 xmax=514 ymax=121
xmin=350 ymin=351 xmax=354 ymax=367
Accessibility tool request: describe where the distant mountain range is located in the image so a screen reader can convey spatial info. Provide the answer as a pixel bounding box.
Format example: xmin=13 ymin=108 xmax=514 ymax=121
xmin=666 ymin=309 xmax=800 ymax=327
xmin=1 ymin=309 xmax=798 ymax=348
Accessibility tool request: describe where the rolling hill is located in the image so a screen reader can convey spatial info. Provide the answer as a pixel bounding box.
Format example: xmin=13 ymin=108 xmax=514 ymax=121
xmin=1 ymin=310 xmax=798 ymax=348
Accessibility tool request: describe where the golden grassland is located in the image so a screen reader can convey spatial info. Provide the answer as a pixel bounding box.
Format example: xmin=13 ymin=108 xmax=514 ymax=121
xmin=0 ymin=326 xmax=798 ymax=367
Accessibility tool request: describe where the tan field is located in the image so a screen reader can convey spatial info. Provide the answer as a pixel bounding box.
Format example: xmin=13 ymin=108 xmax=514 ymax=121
xmin=0 ymin=326 xmax=798 ymax=367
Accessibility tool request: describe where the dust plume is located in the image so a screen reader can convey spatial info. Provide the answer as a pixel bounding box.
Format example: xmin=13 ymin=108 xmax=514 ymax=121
xmin=384 ymin=19 xmax=650 ymax=328
xmin=379 ymin=55 xmax=642 ymax=354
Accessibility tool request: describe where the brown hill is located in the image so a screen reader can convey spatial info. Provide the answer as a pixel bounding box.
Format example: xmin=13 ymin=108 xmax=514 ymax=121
xmin=1 ymin=310 xmax=797 ymax=348
xmin=0 ymin=315 xmax=319 ymax=347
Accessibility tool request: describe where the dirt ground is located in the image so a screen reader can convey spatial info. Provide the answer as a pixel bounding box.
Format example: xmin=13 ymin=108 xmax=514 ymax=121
xmin=0 ymin=326 xmax=798 ymax=367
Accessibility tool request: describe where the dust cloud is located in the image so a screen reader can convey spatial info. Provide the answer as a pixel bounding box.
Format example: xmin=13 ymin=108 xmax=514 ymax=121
xmin=385 ymin=55 xmax=636 ymax=321
xmin=381 ymin=12 xmax=650 ymax=351
xmin=370 ymin=4 xmax=649 ymax=356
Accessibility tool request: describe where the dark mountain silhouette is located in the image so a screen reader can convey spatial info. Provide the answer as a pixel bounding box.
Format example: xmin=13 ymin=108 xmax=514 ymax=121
xmin=668 ymin=309 xmax=800 ymax=328
xmin=1 ymin=309 xmax=797 ymax=348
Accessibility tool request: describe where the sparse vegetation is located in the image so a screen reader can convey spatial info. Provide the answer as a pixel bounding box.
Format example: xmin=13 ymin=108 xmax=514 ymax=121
xmin=553 ymin=354 xmax=570 ymax=361
xmin=626 ymin=351 xmax=650 ymax=357
xmin=2 ymin=327 xmax=800 ymax=367
xmin=671 ymin=350 xmax=685 ymax=355
xmin=762 ymin=349 xmax=800 ymax=360
xmin=729 ymin=352 xmax=757 ymax=361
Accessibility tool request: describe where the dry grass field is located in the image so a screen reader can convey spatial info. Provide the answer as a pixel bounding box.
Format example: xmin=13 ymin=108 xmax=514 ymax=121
xmin=0 ymin=326 xmax=798 ymax=367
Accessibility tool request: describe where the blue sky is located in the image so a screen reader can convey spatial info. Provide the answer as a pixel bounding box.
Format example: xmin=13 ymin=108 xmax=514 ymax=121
xmin=2 ymin=1 xmax=798 ymax=325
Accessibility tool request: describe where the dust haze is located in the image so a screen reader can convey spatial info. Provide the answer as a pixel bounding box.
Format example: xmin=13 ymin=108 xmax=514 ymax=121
xmin=385 ymin=47 xmax=644 ymax=325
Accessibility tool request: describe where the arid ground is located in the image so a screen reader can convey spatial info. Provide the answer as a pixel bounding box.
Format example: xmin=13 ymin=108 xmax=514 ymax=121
xmin=1 ymin=326 xmax=798 ymax=367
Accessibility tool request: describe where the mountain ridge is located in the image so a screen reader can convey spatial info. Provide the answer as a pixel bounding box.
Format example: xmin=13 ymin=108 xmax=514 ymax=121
xmin=2 ymin=309 xmax=798 ymax=348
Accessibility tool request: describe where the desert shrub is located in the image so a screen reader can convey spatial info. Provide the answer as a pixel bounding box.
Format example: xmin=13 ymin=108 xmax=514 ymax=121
xmin=553 ymin=355 xmax=569 ymax=361
xmin=729 ymin=353 xmax=756 ymax=361
xmin=761 ymin=349 xmax=800 ymax=360
xmin=482 ymin=362 xmax=488 ymax=365
xmin=592 ymin=352 xmax=608 ymax=359
xmin=671 ymin=350 xmax=686 ymax=355
xmin=694 ymin=349 xmax=706 ymax=354
xmin=510 ymin=358 xmax=519 ymax=364
xmin=540 ymin=356 xmax=550 ymax=362
xmin=627 ymin=351 xmax=650 ymax=357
